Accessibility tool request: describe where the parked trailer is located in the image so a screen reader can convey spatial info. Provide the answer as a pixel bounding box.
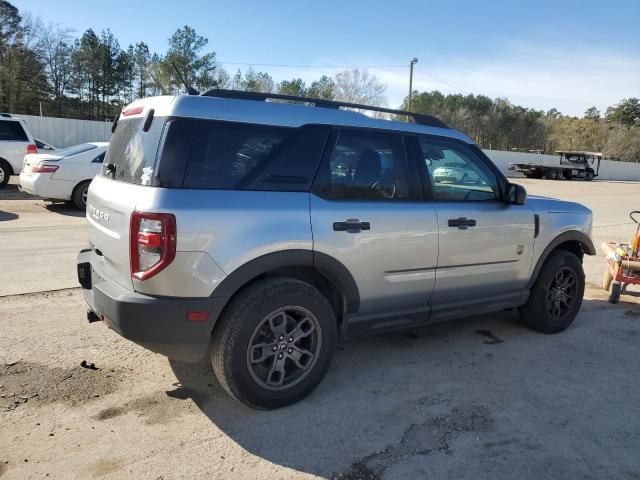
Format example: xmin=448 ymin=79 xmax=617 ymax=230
xmin=509 ymin=151 xmax=601 ymax=181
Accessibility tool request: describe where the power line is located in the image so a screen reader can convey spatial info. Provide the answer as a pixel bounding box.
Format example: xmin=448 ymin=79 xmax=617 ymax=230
xmin=413 ymin=67 xmax=470 ymax=95
xmin=216 ymin=61 xmax=407 ymax=69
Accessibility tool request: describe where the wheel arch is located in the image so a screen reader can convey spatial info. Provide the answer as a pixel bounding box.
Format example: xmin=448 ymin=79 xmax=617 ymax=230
xmin=527 ymin=230 xmax=595 ymax=289
xmin=73 ymin=178 xmax=93 ymax=194
xmin=210 ymin=250 xmax=360 ymax=329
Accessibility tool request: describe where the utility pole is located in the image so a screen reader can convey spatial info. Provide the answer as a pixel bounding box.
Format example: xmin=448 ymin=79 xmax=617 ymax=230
xmin=408 ymin=57 xmax=418 ymax=111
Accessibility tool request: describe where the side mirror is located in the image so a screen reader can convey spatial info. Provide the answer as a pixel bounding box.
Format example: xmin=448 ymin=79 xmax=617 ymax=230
xmin=506 ymin=183 xmax=527 ymax=205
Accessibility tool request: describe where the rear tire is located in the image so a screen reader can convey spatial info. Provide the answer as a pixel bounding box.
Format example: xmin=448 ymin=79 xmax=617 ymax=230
xmin=0 ymin=160 xmax=11 ymax=188
xmin=72 ymin=180 xmax=90 ymax=210
xmin=519 ymin=250 xmax=585 ymax=334
xmin=545 ymin=169 xmax=557 ymax=180
xmin=211 ymin=277 xmax=338 ymax=409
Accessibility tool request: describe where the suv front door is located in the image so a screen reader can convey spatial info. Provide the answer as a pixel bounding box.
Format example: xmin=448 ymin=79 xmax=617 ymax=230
xmin=310 ymin=128 xmax=438 ymax=333
xmin=414 ymin=136 xmax=535 ymax=320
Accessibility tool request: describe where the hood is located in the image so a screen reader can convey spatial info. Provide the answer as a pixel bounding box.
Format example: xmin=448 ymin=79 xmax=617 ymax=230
xmin=527 ymin=195 xmax=592 ymax=215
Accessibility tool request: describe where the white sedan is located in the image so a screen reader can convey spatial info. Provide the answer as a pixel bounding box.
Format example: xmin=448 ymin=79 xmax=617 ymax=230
xmin=19 ymin=142 xmax=108 ymax=209
xmin=432 ymin=162 xmax=481 ymax=184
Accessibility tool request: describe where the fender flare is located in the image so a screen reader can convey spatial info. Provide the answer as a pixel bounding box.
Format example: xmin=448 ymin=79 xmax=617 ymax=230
xmin=210 ymin=249 xmax=360 ymax=313
xmin=527 ymin=230 xmax=595 ymax=289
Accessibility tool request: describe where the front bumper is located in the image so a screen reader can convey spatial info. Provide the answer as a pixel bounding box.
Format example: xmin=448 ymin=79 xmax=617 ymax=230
xmin=77 ymin=249 xmax=226 ymax=362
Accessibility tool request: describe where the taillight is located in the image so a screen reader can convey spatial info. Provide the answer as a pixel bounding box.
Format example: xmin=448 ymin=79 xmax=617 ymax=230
xmin=26 ymin=144 xmax=37 ymax=154
xmin=130 ymin=212 xmax=176 ymax=280
xmin=32 ymin=163 xmax=59 ymax=173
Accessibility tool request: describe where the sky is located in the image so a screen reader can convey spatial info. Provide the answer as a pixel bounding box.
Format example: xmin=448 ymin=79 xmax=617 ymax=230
xmin=14 ymin=0 xmax=640 ymax=116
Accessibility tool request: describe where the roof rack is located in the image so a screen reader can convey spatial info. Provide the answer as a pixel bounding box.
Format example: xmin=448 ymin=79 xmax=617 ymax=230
xmin=200 ymin=89 xmax=449 ymax=129
xmin=0 ymin=113 xmax=12 ymax=118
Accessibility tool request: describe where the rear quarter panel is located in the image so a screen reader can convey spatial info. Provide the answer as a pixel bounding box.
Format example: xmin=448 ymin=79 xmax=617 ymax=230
xmin=132 ymin=189 xmax=313 ymax=297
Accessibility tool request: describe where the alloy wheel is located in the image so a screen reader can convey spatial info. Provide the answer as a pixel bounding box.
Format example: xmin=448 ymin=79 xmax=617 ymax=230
xmin=246 ymin=306 xmax=322 ymax=390
xmin=546 ymin=267 xmax=578 ymax=320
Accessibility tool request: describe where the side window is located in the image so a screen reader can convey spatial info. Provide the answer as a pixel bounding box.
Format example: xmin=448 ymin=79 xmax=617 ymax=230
xmin=418 ymin=137 xmax=500 ymax=201
xmin=0 ymin=121 xmax=28 ymax=141
xmin=316 ymin=129 xmax=409 ymax=200
xmin=92 ymin=152 xmax=106 ymax=163
xmin=157 ymin=119 xmax=327 ymax=191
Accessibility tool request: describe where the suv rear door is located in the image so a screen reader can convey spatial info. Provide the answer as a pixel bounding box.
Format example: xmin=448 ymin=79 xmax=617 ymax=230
xmin=86 ymin=114 xmax=162 ymax=291
xmin=413 ymin=136 xmax=535 ymax=320
xmin=310 ymin=128 xmax=438 ymax=332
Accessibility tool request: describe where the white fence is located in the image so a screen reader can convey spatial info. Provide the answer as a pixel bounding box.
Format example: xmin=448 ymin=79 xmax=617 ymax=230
xmin=15 ymin=114 xmax=112 ymax=148
xmin=8 ymin=113 xmax=640 ymax=181
xmin=483 ymin=149 xmax=640 ymax=182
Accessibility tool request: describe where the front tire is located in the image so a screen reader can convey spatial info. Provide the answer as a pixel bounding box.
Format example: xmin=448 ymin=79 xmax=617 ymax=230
xmin=519 ymin=250 xmax=585 ymax=334
xmin=211 ymin=277 xmax=338 ymax=409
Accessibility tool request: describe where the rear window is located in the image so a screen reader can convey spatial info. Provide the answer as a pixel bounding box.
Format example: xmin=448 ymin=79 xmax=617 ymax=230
xmin=102 ymin=118 xmax=151 ymax=184
xmin=58 ymin=144 xmax=96 ymax=158
xmin=157 ymin=118 xmax=329 ymax=191
xmin=0 ymin=120 xmax=28 ymax=141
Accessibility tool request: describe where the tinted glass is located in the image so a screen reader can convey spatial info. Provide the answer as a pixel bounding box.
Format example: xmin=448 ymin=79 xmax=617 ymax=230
xmin=92 ymin=152 xmax=106 ymax=163
xmin=157 ymin=118 xmax=328 ymax=191
xmin=316 ymin=129 xmax=409 ymax=200
xmin=101 ymin=118 xmax=150 ymax=184
xmin=418 ymin=137 xmax=499 ymax=201
xmin=0 ymin=121 xmax=28 ymax=141
xmin=58 ymin=144 xmax=96 ymax=158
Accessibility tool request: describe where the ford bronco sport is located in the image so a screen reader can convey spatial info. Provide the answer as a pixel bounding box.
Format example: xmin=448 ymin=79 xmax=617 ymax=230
xmin=77 ymin=90 xmax=595 ymax=409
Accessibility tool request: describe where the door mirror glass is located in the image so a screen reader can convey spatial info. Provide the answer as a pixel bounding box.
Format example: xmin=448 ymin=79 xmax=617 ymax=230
xmin=507 ymin=183 xmax=527 ymax=205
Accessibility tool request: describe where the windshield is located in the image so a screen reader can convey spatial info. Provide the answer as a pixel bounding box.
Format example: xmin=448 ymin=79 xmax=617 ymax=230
xmin=58 ymin=144 xmax=97 ymax=158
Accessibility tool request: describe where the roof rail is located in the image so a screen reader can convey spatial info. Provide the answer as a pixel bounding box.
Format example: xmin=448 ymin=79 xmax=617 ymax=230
xmin=200 ymin=89 xmax=449 ymax=129
xmin=0 ymin=113 xmax=12 ymax=118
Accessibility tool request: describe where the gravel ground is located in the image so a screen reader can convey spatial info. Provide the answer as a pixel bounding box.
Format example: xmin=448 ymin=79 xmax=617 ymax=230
xmin=1 ymin=177 xmax=640 ymax=479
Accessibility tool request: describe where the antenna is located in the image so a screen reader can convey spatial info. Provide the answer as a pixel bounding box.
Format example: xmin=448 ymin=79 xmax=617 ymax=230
xmin=172 ymin=62 xmax=199 ymax=95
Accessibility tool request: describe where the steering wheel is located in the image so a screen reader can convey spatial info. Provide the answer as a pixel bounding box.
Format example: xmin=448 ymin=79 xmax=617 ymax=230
xmin=371 ymin=181 xmax=396 ymax=199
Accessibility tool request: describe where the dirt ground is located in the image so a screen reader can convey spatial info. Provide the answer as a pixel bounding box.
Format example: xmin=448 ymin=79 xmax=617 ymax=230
xmin=1 ymin=178 xmax=640 ymax=479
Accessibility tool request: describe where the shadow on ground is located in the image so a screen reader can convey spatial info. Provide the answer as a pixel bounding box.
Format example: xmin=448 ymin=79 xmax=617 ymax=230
xmin=169 ymin=295 xmax=640 ymax=478
xmin=0 ymin=210 xmax=18 ymax=222
xmin=43 ymin=203 xmax=85 ymax=217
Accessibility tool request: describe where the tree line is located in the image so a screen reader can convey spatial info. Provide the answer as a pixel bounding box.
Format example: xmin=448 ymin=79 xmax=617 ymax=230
xmin=0 ymin=1 xmax=385 ymax=120
xmin=1 ymin=0 xmax=638 ymax=160
xmin=403 ymin=92 xmax=640 ymax=162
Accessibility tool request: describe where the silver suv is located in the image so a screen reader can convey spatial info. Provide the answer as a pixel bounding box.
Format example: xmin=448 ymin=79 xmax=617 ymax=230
xmin=77 ymin=90 xmax=595 ymax=409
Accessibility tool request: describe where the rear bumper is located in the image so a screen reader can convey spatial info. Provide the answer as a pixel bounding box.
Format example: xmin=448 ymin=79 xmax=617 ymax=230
xmin=77 ymin=249 xmax=227 ymax=362
xmin=19 ymin=172 xmax=71 ymax=200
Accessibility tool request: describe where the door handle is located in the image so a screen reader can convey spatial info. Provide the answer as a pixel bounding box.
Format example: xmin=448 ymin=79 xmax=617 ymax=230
xmin=448 ymin=217 xmax=477 ymax=228
xmin=333 ymin=219 xmax=371 ymax=231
